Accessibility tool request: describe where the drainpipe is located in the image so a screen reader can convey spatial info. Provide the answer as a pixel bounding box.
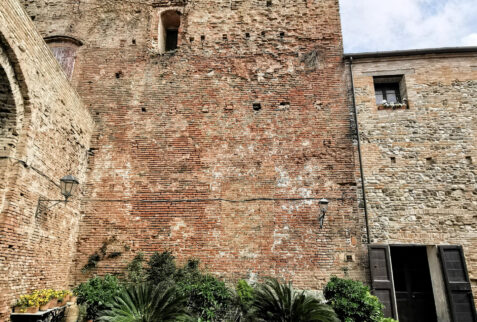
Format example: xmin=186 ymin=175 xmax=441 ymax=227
xmin=347 ymin=56 xmax=371 ymax=244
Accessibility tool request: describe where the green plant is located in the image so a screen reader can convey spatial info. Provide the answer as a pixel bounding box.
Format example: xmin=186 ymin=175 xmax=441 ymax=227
xmin=323 ymin=276 xmax=384 ymax=322
xmin=98 ymin=283 xmax=190 ymax=322
xmin=175 ymin=259 xmax=233 ymax=321
xmin=146 ymin=251 xmax=176 ymax=286
xmin=126 ymin=252 xmax=147 ymax=284
xmin=74 ymin=275 xmax=123 ymax=320
xmin=236 ymin=279 xmax=254 ymax=311
xmin=380 ymin=318 xmax=398 ymax=322
xmin=251 ymin=277 xmax=339 ymax=322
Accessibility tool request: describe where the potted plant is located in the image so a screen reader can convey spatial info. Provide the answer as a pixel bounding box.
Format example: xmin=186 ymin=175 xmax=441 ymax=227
xmin=13 ymin=294 xmax=40 ymax=314
xmin=36 ymin=289 xmax=57 ymax=310
xmin=57 ymin=290 xmax=72 ymax=306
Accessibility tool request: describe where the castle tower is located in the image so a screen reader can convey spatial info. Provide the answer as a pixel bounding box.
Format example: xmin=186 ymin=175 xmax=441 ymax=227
xmin=20 ymin=0 xmax=366 ymax=290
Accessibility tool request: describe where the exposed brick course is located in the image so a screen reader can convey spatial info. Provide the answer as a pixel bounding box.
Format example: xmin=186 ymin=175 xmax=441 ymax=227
xmin=18 ymin=0 xmax=368 ymax=293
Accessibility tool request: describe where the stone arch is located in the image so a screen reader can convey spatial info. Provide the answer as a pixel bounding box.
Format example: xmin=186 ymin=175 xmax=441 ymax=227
xmin=0 ymin=33 xmax=29 ymax=213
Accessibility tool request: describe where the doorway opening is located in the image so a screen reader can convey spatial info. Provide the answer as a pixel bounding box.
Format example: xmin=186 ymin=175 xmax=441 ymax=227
xmin=390 ymin=246 xmax=437 ymax=322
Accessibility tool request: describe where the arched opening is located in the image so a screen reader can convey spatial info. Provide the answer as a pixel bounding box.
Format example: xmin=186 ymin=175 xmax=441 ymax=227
xmin=45 ymin=36 xmax=83 ymax=80
xmin=159 ymin=10 xmax=181 ymax=53
xmin=0 ymin=36 xmax=27 ymax=214
xmin=0 ymin=65 xmax=17 ymax=158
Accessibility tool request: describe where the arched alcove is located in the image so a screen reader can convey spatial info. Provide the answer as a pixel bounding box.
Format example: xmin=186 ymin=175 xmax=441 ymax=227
xmin=45 ymin=35 xmax=83 ymax=80
xmin=159 ymin=10 xmax=181 ymax=53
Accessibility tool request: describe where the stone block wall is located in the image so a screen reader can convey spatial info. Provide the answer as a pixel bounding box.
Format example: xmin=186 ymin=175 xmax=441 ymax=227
xmin=0 ymin=0 xmax=93 ymax=318
xmin=21 ymin=0 xmax=368 ymax=290
xmin=350 ymin=52 xmax=477 ymax=299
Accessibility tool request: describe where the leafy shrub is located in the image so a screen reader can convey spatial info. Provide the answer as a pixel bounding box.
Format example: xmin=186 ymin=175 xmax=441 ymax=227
xmin=146 ymin=251 xmax=176 ymax=286
xmin=126 ymin=252 xmax=147 ymax=284
xmin=144 ymin=252 xmax=234 ymax=321
xmin=175 ymin=259 xmax=233 ymax=321
xmin=251 ymin=278 xmax=339 ymax=322
xmin=98 ymin=283 xmax=190 ymax=322
xmin=74 ymin=275 xmax=123 ymax=320
xmin=323 ymin=276 xmax=384 ymax=322
xmin=236 ymin=279 xmax=254 ymax=310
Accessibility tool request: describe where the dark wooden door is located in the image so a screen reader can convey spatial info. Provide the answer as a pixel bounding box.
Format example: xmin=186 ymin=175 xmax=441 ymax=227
xmin=439 ymin=246 xmax=477 ymax=322
xmin=369 ymin=245 xmax=398 ymax=318
xmin=390 ymin=246 xmax=437 ymax=322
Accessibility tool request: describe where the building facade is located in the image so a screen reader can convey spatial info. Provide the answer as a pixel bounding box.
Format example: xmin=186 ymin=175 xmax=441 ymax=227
xmin=0 ymin=0 xmax=476 ymax=321
xmin=347 ymin=49 xmax=477 ymax=321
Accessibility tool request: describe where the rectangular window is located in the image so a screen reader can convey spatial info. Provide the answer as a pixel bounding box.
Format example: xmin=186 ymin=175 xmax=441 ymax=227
xmin=373 ymin=75 xmax=407 ymax=108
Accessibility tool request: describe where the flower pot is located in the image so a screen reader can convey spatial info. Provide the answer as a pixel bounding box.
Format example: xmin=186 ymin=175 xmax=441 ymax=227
xmin=39 ymin=303 xmax=50 ymax=311
xmin=14 ymin=306 xmax=39 ymax=313
xmin=25 ymin=306 xmax=39 ymax=314
xmin=47 ymin=298 xmax=57 ymax=309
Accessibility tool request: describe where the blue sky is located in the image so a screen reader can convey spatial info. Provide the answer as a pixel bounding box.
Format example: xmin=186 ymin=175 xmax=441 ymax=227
xmin=339 ymin=0 xmax=477 ymax=53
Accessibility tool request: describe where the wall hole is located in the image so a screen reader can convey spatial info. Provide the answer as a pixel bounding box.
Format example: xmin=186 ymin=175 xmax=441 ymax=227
xmin=466 ymin=156 xmax=472 ymax=164
xmin=223 ymin=34 xmax=228 ymax=40
xmin=390 ymin=157 xmax=396 ymax=164
xmin=253 ymin=103 xmax=262 ymax=111
xmin=189 ymin=37 xmax=195 ymax=42
xmin=115 ymin=71 xmax=123 ymax=79
xmin=266 ymin=0 xmax=272 ymax=6
xmin=426 ymin=157 xmax=434 ymax=165
xmin=201 ymin=35 xmax=206 ymax=41
xmin=31 ymin=16 xmax=36 ymax=21
xmin=346 ymin=255 xmax=353 ymax=262
xmin=245 ymin=32 xmax=250 ymax=39
xmin=132 ymin=39 xmax=136 ymax=45
xmin=261 ymin=31 xmax=266 ymax=37
xmin=279 ymin=31 xmax=285 ymax=38
xmin=141 ymin=107 xmax=147 ymax=112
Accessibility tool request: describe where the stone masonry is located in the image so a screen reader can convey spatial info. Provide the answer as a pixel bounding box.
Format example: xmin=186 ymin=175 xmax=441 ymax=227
xmin=0 ymin=0 xmax=93 ymax=319
xmin=349 ymin=51 xmax=477 ymax=300
xmin=18 ymin=0 xmax=368 ymax=297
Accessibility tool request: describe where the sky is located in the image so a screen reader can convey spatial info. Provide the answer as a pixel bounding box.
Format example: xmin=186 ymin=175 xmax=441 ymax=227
xmin=339 ymin=0 xmax=477 ymax=53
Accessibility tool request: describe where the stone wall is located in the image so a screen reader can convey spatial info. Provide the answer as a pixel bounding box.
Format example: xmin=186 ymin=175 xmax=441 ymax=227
xmin=0 ymin=0 xmax=93 ymax=318
xmin=350 ymin=52 xmax=477 ymax=299
xmin=21 ymin=0 xmax=368 ymax=290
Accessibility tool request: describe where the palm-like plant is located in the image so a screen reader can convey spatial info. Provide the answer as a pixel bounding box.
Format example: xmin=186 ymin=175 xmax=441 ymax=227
xmin=98 ymin=283 xmax=191 ymax=322
xmin=251 ymin=278 xmax=339 ymax=322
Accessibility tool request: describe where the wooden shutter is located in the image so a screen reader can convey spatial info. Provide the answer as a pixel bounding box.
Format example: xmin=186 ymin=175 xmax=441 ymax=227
xmin=369 ymin=245 xmax=398 ymax=319
xmin=438 ymin=245 xmax=477 ymax=322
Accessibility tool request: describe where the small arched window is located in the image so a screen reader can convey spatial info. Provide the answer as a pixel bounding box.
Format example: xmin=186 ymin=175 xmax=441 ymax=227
xmin=45 ymin=36 xmax=83 ymax=80
xmin=159 ymin=10 xmax=181 ymax=53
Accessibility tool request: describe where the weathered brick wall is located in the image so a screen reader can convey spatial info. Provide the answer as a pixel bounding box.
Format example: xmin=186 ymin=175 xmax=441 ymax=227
xmin=0 ymin=0 xmax=93 ymax=318
xmin=21 ymin=0 xmax=368 ymax=290
xmin=350 ymin=53 xmax=477 ymax=299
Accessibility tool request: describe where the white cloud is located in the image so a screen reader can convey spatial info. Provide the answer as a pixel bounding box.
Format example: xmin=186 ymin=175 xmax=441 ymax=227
xmin=339 ymin=0 xmax=477 ymax=53
xmin=461 ymin=33 xmax=477 ymax=46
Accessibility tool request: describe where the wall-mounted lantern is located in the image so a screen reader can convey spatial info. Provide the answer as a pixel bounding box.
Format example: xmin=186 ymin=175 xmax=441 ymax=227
xmin=35 ymin=175 xmax=79 ymax=216
xmin=318 ymin=198 xmax=329 ymax=228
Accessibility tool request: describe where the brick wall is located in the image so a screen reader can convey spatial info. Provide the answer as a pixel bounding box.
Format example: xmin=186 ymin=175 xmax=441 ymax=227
xmin=0 ymin=0 xmax=93 ymax=318
xmin=21 ymin=0 xmax=368 ymax=290
xmin=350 ymin=52 xmax=477 ymax=299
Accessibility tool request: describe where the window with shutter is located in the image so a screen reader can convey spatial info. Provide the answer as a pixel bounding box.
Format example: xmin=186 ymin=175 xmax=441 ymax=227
xmin=438 ymin=245 xmax=476 ymax=322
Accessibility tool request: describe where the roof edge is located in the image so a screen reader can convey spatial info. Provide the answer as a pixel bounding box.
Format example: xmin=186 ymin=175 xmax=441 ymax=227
xmin=344 ymin=46 xmax=477 ymax=59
